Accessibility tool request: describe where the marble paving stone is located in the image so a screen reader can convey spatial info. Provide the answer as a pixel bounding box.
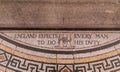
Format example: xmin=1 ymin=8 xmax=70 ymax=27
xmin=0 ymin=0 xmax=120 ymax=28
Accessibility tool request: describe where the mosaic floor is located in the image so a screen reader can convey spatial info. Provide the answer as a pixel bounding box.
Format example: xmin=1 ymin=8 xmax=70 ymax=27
xmin=0 ymin=30 xmax=120 ymax=72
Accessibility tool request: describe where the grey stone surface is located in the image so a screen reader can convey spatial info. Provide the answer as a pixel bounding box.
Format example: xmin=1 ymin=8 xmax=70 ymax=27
xmin=0 ymin=0 xmax=120 ymax=28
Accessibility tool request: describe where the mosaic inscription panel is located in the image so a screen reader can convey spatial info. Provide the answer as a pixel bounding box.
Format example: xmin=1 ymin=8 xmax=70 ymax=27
xmin=0 ymin=30 xmax=120 ymax=72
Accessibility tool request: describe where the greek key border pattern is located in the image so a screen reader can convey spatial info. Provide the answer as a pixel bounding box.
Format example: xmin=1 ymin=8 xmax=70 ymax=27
xmin=0 ymin=49 xmax=120 ymax=72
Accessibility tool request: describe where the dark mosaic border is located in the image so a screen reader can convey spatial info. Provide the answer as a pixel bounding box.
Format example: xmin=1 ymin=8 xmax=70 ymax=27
xmin=0 ymin=28 xmax=120 ymax=31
